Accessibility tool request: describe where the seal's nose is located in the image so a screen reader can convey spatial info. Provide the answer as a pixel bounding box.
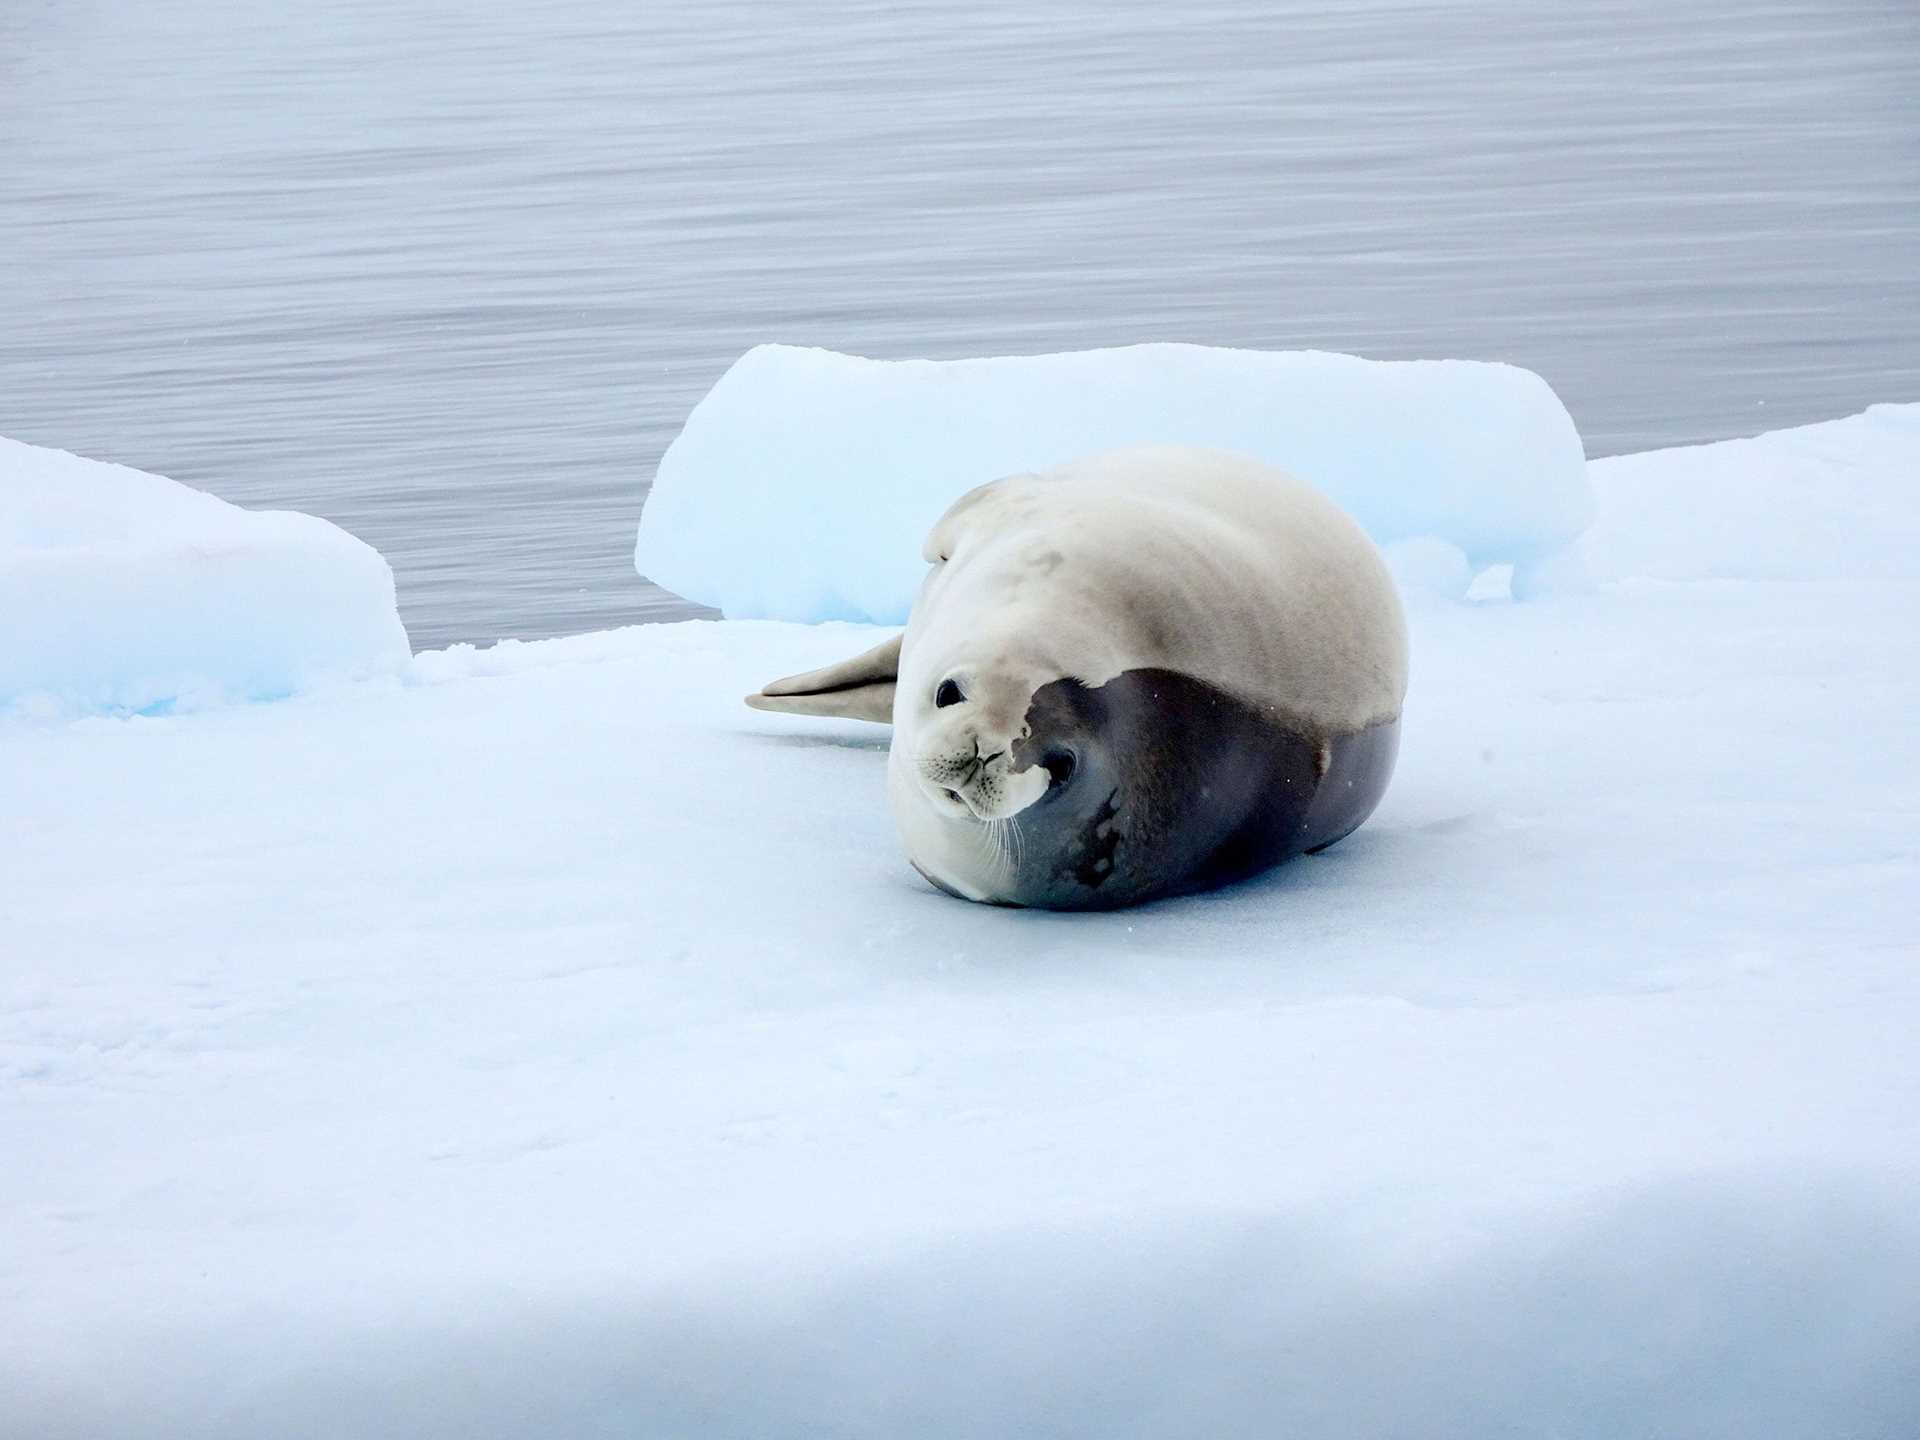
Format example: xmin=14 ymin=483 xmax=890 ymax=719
xmin=959 ymin=741 xmax=1004 ymax=786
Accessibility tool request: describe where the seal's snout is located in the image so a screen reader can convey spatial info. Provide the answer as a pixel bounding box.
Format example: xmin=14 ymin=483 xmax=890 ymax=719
xmin=915 ymin=736 xmax=1045 ymax=822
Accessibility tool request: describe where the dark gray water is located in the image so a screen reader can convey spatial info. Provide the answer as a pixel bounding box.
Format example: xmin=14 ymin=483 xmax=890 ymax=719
xmin=3 ymin=0 xmax=1916 ymax=648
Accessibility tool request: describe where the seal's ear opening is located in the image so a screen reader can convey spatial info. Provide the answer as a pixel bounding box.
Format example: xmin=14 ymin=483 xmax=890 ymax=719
xmin=745 ymin=632 xmax=901 ymax=725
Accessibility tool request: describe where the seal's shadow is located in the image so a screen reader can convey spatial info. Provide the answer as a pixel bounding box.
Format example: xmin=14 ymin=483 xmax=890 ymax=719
xmin=741 ymin=728 xmax=891 ymax=754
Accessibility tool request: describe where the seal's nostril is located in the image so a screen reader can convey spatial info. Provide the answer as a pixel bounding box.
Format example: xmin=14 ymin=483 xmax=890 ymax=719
xmin=935 ymin=678 xmax=965 ymax=708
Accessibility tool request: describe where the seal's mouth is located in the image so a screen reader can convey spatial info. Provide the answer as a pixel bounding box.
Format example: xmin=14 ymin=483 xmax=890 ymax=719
xmin=922 ymin=746 xmax=993 ymax=819
xmin=927 ymin=740 xmax=1079 ymax=822
xmin=925 ymin=769 xmax=1001 ymax=822
xmin=941 ymin=783 xmax=996 ymax=822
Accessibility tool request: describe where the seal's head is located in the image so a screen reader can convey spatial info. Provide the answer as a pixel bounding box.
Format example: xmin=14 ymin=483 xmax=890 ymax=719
xmin=901 ymin=654 xmax=1073 ymax=823
xmin=889 ymin=644 xmax=1172 ymax=908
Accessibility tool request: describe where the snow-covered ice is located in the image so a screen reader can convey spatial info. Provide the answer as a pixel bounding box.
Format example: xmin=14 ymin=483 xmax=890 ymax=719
xmin=4 ymin=406 xmax=1918 ymax=1437
xmin=634 ymin=343 xmax=1591 ymax=622
xmin=1579 ymin=401 xmax=1920 ymax=583
xmin=1 ymin=436 xmax=409 ymax=716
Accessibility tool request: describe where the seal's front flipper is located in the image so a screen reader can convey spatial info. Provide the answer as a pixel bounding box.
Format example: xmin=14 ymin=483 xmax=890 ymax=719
xmin=745 ymin=632 xmax=901 ymax=724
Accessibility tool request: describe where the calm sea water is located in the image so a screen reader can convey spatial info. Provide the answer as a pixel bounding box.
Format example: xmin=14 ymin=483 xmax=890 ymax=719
xmin=2 ymin=0 xmax=1916 ymax=648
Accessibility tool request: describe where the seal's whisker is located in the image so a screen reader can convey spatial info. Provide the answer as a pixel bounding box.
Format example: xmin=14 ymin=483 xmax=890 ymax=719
xmin=990 ymin=817 xmax=1017 ymax=881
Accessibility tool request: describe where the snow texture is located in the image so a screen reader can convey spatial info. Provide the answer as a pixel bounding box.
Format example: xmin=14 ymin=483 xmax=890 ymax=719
xmin=1 ymin=436 xmax=409 ymax=715
xmin=634 ymin=343 xmax=1591 ymax=622
xmin=4 ymin=407 xmax=1918 ymax=1437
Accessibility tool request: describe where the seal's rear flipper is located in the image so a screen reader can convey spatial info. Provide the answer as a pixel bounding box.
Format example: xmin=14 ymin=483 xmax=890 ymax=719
xmin=745 ymin=632 xmax=901 ymax=724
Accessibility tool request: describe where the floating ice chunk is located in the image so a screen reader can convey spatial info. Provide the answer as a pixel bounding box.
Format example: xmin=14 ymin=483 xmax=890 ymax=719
xmin=635 ymin=343 xmax=1591 ymax=623
xmin=1 ymin=436 xmax=409 ymax=715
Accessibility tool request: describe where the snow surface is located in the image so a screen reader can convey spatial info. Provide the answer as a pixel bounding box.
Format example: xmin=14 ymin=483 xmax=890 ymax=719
xmin=5 ymin=408 xmax=1919 ymax=1437
xmin=1581 ymin=401 xmax=1920 ymax=583
xmin=634 ymin=343 xmax=1591 ymax=622
xmin=0 ymin=436 xmax=409 ymax=716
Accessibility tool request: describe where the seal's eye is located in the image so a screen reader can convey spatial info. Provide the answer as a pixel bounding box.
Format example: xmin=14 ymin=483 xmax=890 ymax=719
xmin=934 ymin=678 xmax=965 ymax=708
xmin=1042 ymin=748 xmax=1077 ymax=788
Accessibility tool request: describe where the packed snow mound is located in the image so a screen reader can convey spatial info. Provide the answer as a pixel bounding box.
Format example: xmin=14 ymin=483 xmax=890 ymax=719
xmin=1 ymin=436 xmax=409 ymax=714
xmin=635 ymin=343 xmax=1590 ymax=622
xmin=1559 ymin=402 xmax=1920 ymax=588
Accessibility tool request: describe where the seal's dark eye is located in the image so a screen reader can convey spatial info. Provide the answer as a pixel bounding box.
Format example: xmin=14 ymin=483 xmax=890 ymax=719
xmin=1042 ymin=748 xmax=1077 ymax=787
xmin=935 ymin=679 xmax=965 ymax=708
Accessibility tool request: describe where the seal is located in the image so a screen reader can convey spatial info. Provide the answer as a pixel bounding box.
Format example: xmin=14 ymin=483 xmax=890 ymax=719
xmin=747 ymin=446 xmax=1409 ymax=909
